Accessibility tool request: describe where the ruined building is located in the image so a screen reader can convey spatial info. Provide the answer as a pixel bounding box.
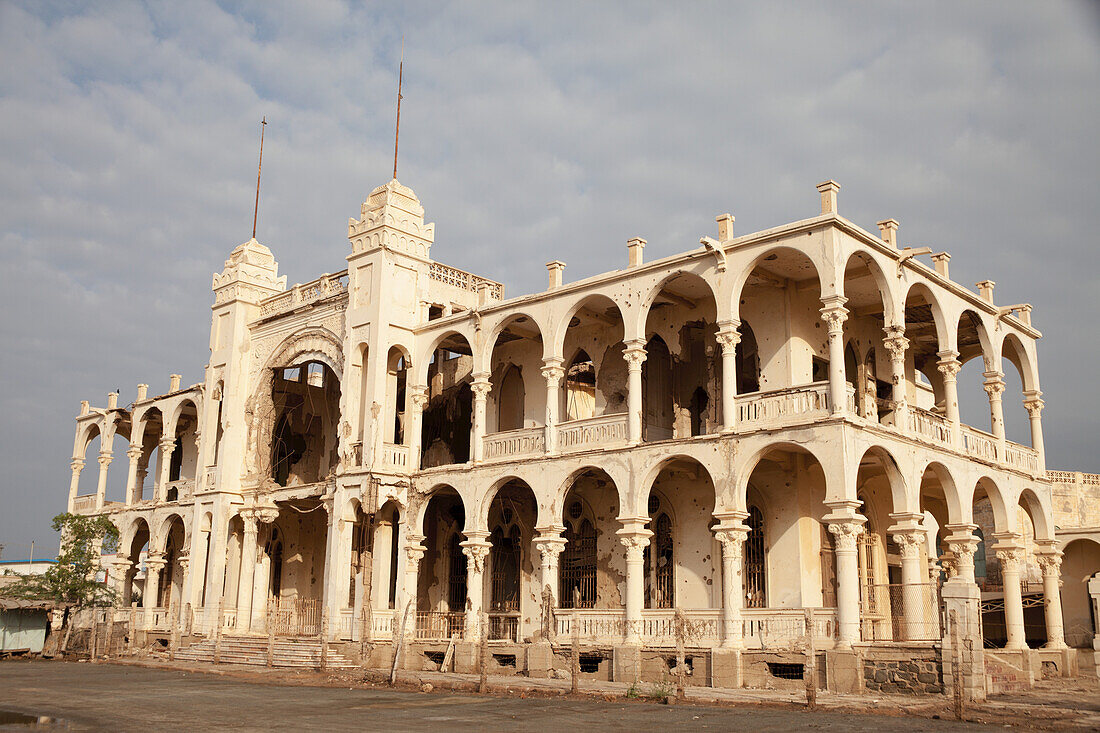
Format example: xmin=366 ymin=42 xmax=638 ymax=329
xmin=66 ymin=177 xmax=1096 ymax=695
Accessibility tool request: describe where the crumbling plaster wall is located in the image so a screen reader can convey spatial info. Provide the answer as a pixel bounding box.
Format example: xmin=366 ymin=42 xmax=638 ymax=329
xmin=647 ymin=467 xmax=718 ymax=608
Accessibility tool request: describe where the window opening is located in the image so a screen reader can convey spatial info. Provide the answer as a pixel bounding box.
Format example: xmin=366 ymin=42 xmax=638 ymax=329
xmin=745 ymin=505 xmax=766 ymax=608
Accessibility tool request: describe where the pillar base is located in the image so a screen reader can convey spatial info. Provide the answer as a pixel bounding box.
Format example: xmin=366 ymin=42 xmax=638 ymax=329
xmin=612 ymin=645 xmax=642 ymax=684
xmin=710 ymin=648 xmax=742 ymax=689
xmin=825 ymin=649 xmax=862 ymax=694
xmin=454 ymin=641 xmax=479 ymax=674
xmin=526 ymin=641 xmax=553 ymax=679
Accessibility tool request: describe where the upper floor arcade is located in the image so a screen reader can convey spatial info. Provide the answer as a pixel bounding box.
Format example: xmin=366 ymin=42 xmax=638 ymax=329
xmin=67 ymin=177 xmax=1048 ymax=520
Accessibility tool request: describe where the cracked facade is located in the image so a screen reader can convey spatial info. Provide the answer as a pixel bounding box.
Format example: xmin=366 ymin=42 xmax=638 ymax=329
xmin=66 ymin=177 xmax=1096 ymax=696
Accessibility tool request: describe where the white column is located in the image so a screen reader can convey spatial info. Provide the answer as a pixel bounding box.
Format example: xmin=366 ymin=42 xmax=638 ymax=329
xmin=408 ymin=385 xmax=428 ymax=469
xmin=820 ymin=296 xmax=850 ymax=415
xmin=541 ymin=359 xmax=564 ymax=455
xmin=623 ymin=341 xmax=647 ymax=445
xmin=461 ymin=534 xmax=491 ymax=641
xmin=883 ymin=325 xmax=909 ymax=429
xmin=399 ymin=534 xmax=426 ymax=636
xmin=176 ymin=553 xmax=191 ymax=630
xmin=237 ymin=511 xmax=259 ymax=633
xmin=533 ymin=527 xmax=567 ymax=604
xmin=993 ymin=538 xmax=1028 ymax=650
xmin=944 ymin=524 xmax=980 ymax=585
xmin=124 ymin=446 xmax=142 ymax=505
xmin=983 ymin=371 xmax=1007 ymax=455
xmin=937 ymin=350 xmax=962 ymax=448
xmin=67 ymin=459 xmax=84 ymax=512
xmin=713 ymin=515 xmax=748 ymax=649
xmin=616 ymin=519 xmax=652 ymax=644
xmin=157 ymin=435 xmax=176 ymax=501
xmin=825 ymin=509 xmax=865 ymax=648
xmin=1037 ymin=550 xmax=1067 ymax=649
xmin=1024 ymin=391 xmax=1046 ymax=472
xmin=470 ymin=374 xmax=491 ymax=463
xmin=889 ymin=515 xmax=926 ymax=642
xmin=716 ymin=322 xmax=741 ymax=433
xmin=94 ymin=450 xmax=113 ymax=511
xmin=144 ymin=555 xmax=166 ymax=618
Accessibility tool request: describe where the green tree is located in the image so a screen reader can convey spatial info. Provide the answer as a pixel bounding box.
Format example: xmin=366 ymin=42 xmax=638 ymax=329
xmin=4 ymin=513 xmax=119 ymax=607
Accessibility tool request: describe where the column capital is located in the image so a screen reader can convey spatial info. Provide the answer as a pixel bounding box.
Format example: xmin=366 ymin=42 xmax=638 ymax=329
xmin=405 ymin=537 xmax=428 ymax=565
xmin=470 ymin=375 xmax=492 ymax=398
xmin=882 ymin=326 xmax=909 ymax=361
xmin=891 ymin=529 xmax=925 ymax=559
xmin=159 ymin=435 xmax=177 ymax=452
xmin=97 ymin=451 xmax=113 ymax=467
xmin=1035 ymin=551 xmax=1063 ymax=576
xmin=1023 ymin=389 xmax=1045 ymax=417
xmin=936 ymin=350 xmax=961 ymax=379
xmin=716 ymin=321 xmax=742 ymax=354
xmin=70 ymin=458 xmax=85 ymax=472
xmin=127 ymin=445 xmax=143 ymax=461
xmin=616 ymin=517 xmax=653 ymax=552
xmin=622 ymin=340 xmax=647 ymax=368
xmin=540 ymin=358 xmax=565 ymax=385
xmin=533 ymin=529 xmax=567 ymax=561
xmin=712 ymin=524 xmax=749 ymax=555
xmin=459 ymin=538 xmax=491 ymax=572
xmin=409 ymin=385 xmax=430 ymax=410
xmin=144 ymin=554 xmax=167 ymax=571
xmin=825 ymin=519 xmax=865 ymax=551
xmin=982 ymin=371 xmax=1006 ymax=398
xmin=819 ymin=296 xmax=849 ymax=333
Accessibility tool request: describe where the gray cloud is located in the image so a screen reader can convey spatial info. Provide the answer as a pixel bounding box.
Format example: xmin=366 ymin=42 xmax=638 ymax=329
xmin=1 ymin=1 xmax=1097 ymax=556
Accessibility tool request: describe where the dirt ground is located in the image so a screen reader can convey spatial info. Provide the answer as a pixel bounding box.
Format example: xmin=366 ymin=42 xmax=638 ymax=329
xmin=0 ymin=658 xmax=1097 ymax=731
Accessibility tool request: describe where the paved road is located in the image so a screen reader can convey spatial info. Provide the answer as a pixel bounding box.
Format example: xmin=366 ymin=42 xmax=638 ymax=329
xmin=0 ymin=660 xmax=998 ymax=732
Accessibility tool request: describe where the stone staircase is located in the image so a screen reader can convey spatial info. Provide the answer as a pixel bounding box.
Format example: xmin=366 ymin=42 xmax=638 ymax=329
xmin=174 ymin=635 xmax=358 ymax=669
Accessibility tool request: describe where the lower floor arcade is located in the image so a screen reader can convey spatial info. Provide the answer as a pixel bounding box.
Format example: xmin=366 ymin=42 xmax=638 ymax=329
xmin=98 ymin=428 xmax=1084 ymax=694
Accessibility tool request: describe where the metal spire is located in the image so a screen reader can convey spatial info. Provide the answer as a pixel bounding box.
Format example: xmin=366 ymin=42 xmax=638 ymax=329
xmin=393 ymin=37 xmax=404 ymax=181
xmin=252 ymin=116 xmax=266 ymax=240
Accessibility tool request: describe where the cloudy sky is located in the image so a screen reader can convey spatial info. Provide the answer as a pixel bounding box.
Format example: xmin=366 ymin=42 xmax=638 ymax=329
xmin=1 ymin=1 xmax=1098 ymax=559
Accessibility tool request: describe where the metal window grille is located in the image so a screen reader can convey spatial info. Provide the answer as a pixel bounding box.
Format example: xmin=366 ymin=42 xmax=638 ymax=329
xmin=745 ymin=506 xmax=766 ymax=608
xmin=559 ymin=519 xmax=596 ymax=608
xmin=647 ymin=513 xmax=674 ymax=609
xmin=447 ymin=533 xmax=468 ymax=613
xmin=490 ymin=526 xmax=521 ymax=612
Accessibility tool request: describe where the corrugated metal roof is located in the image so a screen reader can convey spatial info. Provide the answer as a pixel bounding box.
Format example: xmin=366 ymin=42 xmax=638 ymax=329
xmin=0 ymin=597 xmax=57 ymax=611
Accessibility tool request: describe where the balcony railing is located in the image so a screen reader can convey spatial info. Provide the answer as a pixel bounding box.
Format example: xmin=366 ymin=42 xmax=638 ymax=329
xmin=637 ymin=609 xmax=722 ymax=647
xmin=1003 ymin=441 xmax=1039 ymax=472
xmin=71 ymin=494 xmax=97 ymax=514
xmin=258 ymin=271 xmax=349 ymax=319
xmin=415 ymin=611 xmax=465 ymax=641
xmin=736 ymin=382 xmax=830 ymax=429
xmin=382 ymin=443 xmax=409 ymax=471
xmin=557 ymin=413 xmax=629 ymax=453
xmin=466 ymin=385 xmax=1038 ymax=473
xmin=962 ymin=426 xmax=998 ymax=463
xmin=742 ymin=608 xmax=839 ymax=650
xmin=554 ymin=609 xmax=625 ymax=643
xmin=483 ymin=426 xmax=545 ymax=461
xmin=908 ymin=406 xmax=953 ymax=448
xmin=370 ymin=609 xmax=395 ymax=640
xmin=164 ymin=478 xmax=195 ymax=503
xmin=428 ymin=262 xmax=503 ymax=300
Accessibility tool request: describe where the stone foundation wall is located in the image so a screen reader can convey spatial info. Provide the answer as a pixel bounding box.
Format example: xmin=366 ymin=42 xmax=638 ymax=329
xmin=863 ymin=647 xmax=943 ymax=695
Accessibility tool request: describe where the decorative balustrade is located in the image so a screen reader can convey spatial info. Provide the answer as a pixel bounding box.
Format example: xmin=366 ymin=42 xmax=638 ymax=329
xmin=336 ymin=609 xmax=356 ymax=640
xmin=164 ymin=478 xmax=195 ymax=503
xmin=145 ymin=606 xmax=170 ymax=631
xmin=415 ymin=611 xmax=465 ymax=641
xmin=258 ymin=271 xmax=349 ymax=319
xmin=742 ymin=608 xmax=838 ymax=650
xmin=222 ymin=608 xmax=238 ymax=631
xmin=1003 ymin=440 xmax=1039 ymax=473
xmin=962 ymin=426 xmax=998 ymax=463
xmin=487 ymin=613 xmax=520 ymax=642
xmin=554 ymin=609 xmax=626 ymax=643
xmin=382 ymin=443 xmax=409 ymax=470
xmin=71 ymin=494 xmax=97 ymax=514
xmin=557 ymin=413 xmax=629 ymax=454
xmin=202 ymin=466 xmax=218 ymax=492
xmin=907 ymin=407 xmax=953 ymax=448
xmin=271 ymin=598 xmax=321 ymax=637
xmin=483 ymin=426 xmax=545 ymax=461
xmin=370 ymin=609 xmax=395 ymax=640
xmin=428 ymin=262 xmax=503 ymax=300
xmin=736 ymin=382 xmax=830 ymax=428
xmin=637 ymin=609 xmax=722 ymax=647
